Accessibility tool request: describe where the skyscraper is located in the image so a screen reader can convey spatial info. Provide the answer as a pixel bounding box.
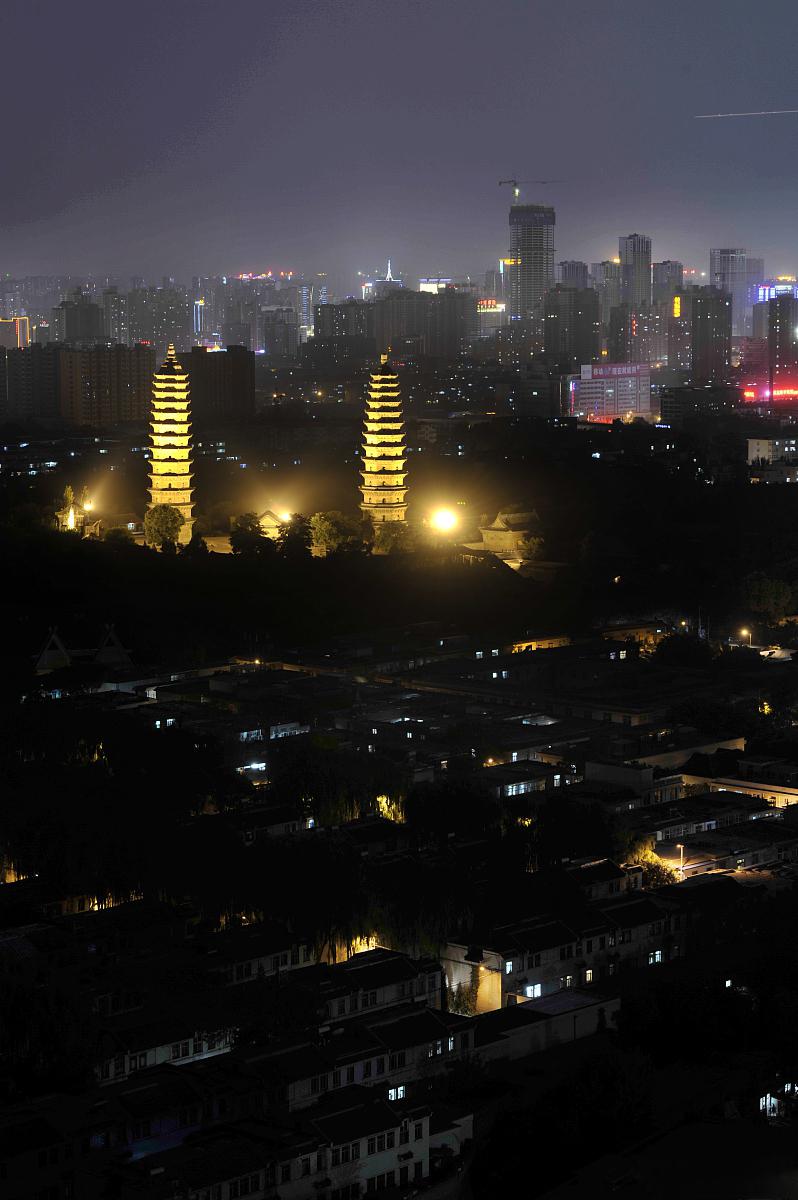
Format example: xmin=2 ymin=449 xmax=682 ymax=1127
xmin=619 ymin=234 xmax=652 ymax=309
xmin=508 ymin=203 xmax=555 ymax=321
xmin=710 ymin=248 xmax=749 ymax=337
xmin=360 ymin=355 xmax=408 ymax=525
xmin=148 ymin=344 xmax=194 ymax=544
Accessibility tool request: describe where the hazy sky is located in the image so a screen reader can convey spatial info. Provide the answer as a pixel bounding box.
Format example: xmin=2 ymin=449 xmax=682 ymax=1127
xmin=4 ymin=0 xmax=798 ymax=291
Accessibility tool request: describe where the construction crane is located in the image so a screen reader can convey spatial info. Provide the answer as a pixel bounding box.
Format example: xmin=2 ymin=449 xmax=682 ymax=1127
xmin=498 ymin=178 xmax=559 ymax=202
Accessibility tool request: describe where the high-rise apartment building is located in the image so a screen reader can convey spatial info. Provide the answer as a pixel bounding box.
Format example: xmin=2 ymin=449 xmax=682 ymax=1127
xmin=261 ymin=308 xmax=298 ymax=359
xmin=690 ymin=286 xmax=732 ymax=385
xmin=102 ymin=288 xmax=129 ymax=344
xmin=57 ymin=344 xmax=155 ymax=426
xmin=0 ymin=344 xmax=60 ymax=422
xmin=543 ymin=285 xmax=600 ymax=368
xmin=314 ymin=300 xmax=376 ymax=341
xmin=128 ymin=287 xmax=191 ymax=357
xmin=768 ymin=292 xmax=798 ymax=391
xmin=652 ymin=261 xmax=684 ymax=305
xmin=557 ymin=261 xmax=590 ymax=289
xmin=508 ymin=204 xmax=555 ymax=321
xmin=180 ymin=346 xmax=255 ymax=427
xmin=619 ymin=234 xmax=652 ymax=309
xmin=591 ymin=261 xmax=622 ymax=328
xmin=51 ymin=290 xmax=105 ymax=345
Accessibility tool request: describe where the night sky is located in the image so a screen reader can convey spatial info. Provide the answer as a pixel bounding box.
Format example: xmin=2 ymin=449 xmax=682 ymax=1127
xmin=5 ymin=0 xmax=798 ymax=290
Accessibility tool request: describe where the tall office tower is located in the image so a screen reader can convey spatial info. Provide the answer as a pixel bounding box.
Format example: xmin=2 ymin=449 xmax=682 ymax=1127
xmin=360 ymin=355 xmax=408 ymax=525
xmin=557 ymin=261 xmax=590 ymax=289
xmin=51 ymin=289 xmax=105 ymax=345
xmin=591 ymin=261 xmax=623 ymax=327
xmin=690 ymin=286 xmax=732 ymax=385
xmin=508 ymin=203 xmax=555 ymax=321
xmin=57 ymin=344 xmax=156 ymax=426
xmin=619 ymin=234 xmax=652 ymax=308
xmin=543 ymin=285 xmax=600 ymax=368
xmin=768 ymin=292 xmax=798 ymax=390
xmin=652 ymin=261 xmax=684 ymax=305
xmin=102 ymin=288 xmax=129 ymax=344
xmin=148 ymin=344 xmax=194 ymax=544
xmin=710 ymin=248 xmax=750 ymax=337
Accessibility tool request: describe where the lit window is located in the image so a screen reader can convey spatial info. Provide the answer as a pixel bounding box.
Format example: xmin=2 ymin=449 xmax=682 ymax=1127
xmin=525 ymin=984 xmax=542 ymax=999
xmin=505 ymin=960 xmax=513 ymax=974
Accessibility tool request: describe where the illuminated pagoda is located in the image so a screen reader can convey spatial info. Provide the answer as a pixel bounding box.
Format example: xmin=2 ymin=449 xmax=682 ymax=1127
xmin=148 ymin=343 xmax=194 ymax=544
xmin=360 ymin=354 xmax=408 ymax=524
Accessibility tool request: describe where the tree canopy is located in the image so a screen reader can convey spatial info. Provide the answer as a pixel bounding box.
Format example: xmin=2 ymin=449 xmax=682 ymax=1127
xmin=144 ymin=503 xmax=184 ymax=548
xmin=310 ymin=510 xmax=363 ymax=556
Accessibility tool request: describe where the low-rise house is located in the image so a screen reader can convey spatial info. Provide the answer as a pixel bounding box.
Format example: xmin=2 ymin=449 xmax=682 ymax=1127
xmin=659 ymin=818 xmax=798 ymax=878
xmin=105 ymin=1089 xmax=434 ymax=1200
xmin=240 ymin=1005 xmax=474 ymax=1111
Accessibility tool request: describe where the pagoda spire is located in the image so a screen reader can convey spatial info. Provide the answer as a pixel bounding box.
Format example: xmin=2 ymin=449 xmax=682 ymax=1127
xmin=147 ymin=345 xmax=194 ymax=544
xmin=359 ymin=353 xmax=408 ymax=524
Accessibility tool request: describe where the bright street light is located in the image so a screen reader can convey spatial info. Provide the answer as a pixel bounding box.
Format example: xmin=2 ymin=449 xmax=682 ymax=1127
xmin=430 ymin=508 xmax=458 ymax=533
xmin=740 ymin=627 xmax=752 ymax=646
xmin=676 ymin=842 xmax=685 ymax=879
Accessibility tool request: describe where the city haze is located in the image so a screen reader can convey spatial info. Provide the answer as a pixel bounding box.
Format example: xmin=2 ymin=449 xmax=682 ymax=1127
xmin=4 ymin=0 xmax=798 ymax=288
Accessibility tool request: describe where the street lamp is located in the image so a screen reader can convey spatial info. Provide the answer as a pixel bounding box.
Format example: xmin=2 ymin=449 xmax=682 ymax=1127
xmin=740 ymin=627 xmax=752 ymax=647
xmin=430 ymin=508 xmax=458 ymax=533
xmin=676 ymin=843 xmax=685 ymax=879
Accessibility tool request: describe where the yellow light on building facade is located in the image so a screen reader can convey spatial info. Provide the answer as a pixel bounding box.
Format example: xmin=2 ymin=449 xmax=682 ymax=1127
xmin=672 ymin=295 xmax=681 ymax=318
xmin=67 ymin=505 xmax=75 ymax=530
xmin=360 ymin=354 xmax=408 ymax=524
xmin=430 ymin=507 xmax=457 ymax=533
xmin=148 ymin=344 xmax=194 ymax=544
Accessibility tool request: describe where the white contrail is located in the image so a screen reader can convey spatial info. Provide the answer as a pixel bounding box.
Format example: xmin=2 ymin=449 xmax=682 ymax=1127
xmin=695 ymin=109 xmax=798 ymax=119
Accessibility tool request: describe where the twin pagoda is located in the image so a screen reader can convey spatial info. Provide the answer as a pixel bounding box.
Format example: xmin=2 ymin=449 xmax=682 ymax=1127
xmin=148 ymin=344 xmax=194 ymax=544
xmin=359 ymin=353 xmax=408 ymax=524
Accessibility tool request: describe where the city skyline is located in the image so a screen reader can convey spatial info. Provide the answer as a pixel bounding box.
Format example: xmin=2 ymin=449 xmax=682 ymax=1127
xmin=4 ymin=0 xmax=798 ymax=287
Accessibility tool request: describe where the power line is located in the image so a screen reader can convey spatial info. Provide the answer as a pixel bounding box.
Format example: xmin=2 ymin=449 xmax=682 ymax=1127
xmin=695 ymin=109 xmax=798 ymax=119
